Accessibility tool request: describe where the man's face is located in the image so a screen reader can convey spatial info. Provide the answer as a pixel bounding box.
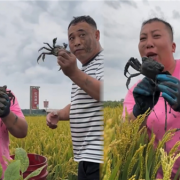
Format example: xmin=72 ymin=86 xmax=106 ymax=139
xmin=138 ymin=21 xmax=176 ymax=68
xmin=68 ymin=21 xmax=100 ymax=64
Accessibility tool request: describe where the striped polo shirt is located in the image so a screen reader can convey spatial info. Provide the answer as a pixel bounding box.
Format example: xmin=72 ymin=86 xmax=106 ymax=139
xmin=70 ymin=50 xmax=104 ymax=164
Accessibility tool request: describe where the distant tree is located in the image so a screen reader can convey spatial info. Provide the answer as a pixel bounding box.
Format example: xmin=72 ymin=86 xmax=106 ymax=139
xmin=103 ymin=100 xmax=123 ymax=108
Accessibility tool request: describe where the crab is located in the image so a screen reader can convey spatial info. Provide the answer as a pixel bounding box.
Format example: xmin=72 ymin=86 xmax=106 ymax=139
xmin=124 ymin=56 xmax=173 ymax=146
xmin=0 ymin=85 xmax=15 ymax=106
xmin=37 ymin=37 xmax=69 ymax=71
xmin=124 ymin=56 xmax=171 ymax=89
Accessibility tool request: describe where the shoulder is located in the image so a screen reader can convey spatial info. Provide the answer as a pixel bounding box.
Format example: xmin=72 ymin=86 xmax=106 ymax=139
xmin=176 ymin=59 xmax=180 ymax=67
xmin=82 ymin=51 xmax=103 ymax=72
xmin=90 ymin=51 xmax=104 ymax=66
xmin=6 ymin=89 xmax=24 ymax=117
xmin=172 ymin=59 xmax=180 ymax=78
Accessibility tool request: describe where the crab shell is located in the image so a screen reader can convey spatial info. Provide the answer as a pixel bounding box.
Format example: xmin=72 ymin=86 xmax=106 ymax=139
xmin=0 ymin=85 xmax=7 ymax=92
xmin=140 ymin=57 xmax=164 ymax=81
xmin=53 ymin=46 xmax=66 ymax=56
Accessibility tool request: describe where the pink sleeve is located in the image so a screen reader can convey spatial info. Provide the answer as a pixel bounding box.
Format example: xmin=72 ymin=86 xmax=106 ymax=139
xmin=122 ymin=81 xmax=140 ymax=117
xmin=9 ymin=90 xmax=25 ymax=118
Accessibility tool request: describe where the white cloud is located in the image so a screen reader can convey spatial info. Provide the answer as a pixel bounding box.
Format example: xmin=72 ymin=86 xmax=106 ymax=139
xmin=103 ymin=0 xmax=180 ymax=101
xmin=0 ymin=1 xmax=104 ymax=109
xmin=1 ymin=0 xmax=180 ymax=109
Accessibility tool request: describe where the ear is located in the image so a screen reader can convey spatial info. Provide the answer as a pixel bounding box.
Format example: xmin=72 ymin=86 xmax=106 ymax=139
xmin=172 ymin=42 xmax=176 ymax=53
xmin=95 ymin=30 xmax=100 ymax=41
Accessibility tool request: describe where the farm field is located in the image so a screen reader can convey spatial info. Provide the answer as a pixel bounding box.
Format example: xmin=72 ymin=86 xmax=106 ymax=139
xmin=8 ymin=106 xmax=180 ymax=180
xmin=101 ymin=106 xmax=180 ymax=180
xmin=9 ymin=116 xmax=78 ymax=180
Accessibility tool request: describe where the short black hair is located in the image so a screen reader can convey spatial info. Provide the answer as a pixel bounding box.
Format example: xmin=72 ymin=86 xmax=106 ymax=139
xmin=141 ymin=17 xmax=174 ymax=41
xmin=68 ymin=15 xmax=97 ymax=30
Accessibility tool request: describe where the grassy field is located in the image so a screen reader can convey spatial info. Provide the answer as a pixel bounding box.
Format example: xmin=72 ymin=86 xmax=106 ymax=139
xmin=9 ymin=116 xmax=78 ymax=180
xmin=101 ymin=106 xmax=180 ymax=180
xmin=8 ymin=106 xmax=180 ymax=180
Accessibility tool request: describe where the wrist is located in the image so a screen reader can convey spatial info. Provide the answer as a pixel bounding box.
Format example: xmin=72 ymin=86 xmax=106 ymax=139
xmin=1 ymin=111 xmax=15 ymax=127
xmin=68 ymin=68 xmax=80 ymax=80
xmin=56 ymin=110 xmax=61 ymax=121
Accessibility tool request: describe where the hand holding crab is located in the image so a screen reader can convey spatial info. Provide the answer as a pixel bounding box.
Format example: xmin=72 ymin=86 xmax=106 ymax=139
xmin=37 ymin=37 xmax=70 ymax=71
xmin=133 ymin=77 xmax=160 ymax=118
xmin=57 ymin=49 xmax=78 ymax=77
xmin=124 ymin=56 xmax=179 ymax=135
xmin=0 ymin=85 xmax=15 ymax=118
xmin=156 ymin=74 xmax=180 ymax=112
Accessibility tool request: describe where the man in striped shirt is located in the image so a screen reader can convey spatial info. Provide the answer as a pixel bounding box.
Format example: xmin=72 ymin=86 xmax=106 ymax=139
xmin=46 ymin=15 xmax=104 ymax=180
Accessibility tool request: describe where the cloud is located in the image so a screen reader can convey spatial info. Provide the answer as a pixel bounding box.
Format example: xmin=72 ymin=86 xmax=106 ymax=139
xmin=0 ymin=1 xmax=104 ymax=109
xmin=104 ymin=1 xmax=121 ymax=9
xmin=172 ymin=10 xmax=180 ymax=19
xmin=120 ymin=0 xmax=137 ymax=8
xmin=103 ymin=0 xmax=180 ymax=102
xmin=1 ymin=0 xmax=180 ymax=109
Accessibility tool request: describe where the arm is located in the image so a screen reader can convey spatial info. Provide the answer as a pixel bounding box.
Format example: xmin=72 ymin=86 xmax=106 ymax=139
xmin=1 ymin=112 xmax=28 ymax=138
xmin=57 ymin=103 xmax=71 ymax=121
xmin=123 ymin=77 xmax=160 ymax=129
xmin=69 ymin=69 xmax=102 ymax=101
xmin=122 ymin=83 xmax=137 ymax=122
xmin=57 ymin=50 xmax=103 ymax=101
xmin=0 ymin=90 xmax=28 ymax=138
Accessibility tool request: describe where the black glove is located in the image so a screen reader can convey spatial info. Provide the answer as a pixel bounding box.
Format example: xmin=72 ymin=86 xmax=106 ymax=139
xmin=156 ymin=74 xmax=180 ymax=112
xmin=133 ymin=77 xmax=160 ymax=117
xmin=0 ymin=92 xmax=11 ymax=118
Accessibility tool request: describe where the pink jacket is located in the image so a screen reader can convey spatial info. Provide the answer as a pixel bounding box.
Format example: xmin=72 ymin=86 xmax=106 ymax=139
xmin=0 ymin=90 xmax=24 ymax=179
xmin=122 ymin=59 xmax=180 ymax=179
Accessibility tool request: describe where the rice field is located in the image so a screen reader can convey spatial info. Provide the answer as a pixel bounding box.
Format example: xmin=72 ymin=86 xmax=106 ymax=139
xmin=102 ymin=106 xmax=180 ymax=180
xmin=9 ymin=116 xmax=78 ymax=180
xmin=8 ymin=106 xmax=180 ymax=180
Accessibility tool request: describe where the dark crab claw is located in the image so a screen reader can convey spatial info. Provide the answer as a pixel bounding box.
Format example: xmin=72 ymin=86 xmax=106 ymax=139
xmin=63 ymin=43 xmax=68 ymax=49
xmin=124 ymin=57 xmax=142 ymax=77
xmin=124 ymin=67 xmax=130 ymax=78
xmin=38 ymin=47 xmax=44 ymax=52
xmin=53 ymin=37 xmax=57 ymax=47
xmin=37 ymin=54 xmax=42 ymax=63
xmin=124 ymin=58 xmax=134 ymax=77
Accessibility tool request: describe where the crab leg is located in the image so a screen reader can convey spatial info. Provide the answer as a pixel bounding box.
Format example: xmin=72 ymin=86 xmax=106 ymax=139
xmin=53 ymin=38 xmax=57 ymax=47
xmin=129 ymin=58 xmax=141 ymax=71
xmin=164 ymin=99 xmax=168 ymax=151
xmin=43 ymin=43 xmax=53 ymax=49
xmin=37 ymin=52 xmax=53 ymax=63
xmin=38 ymin=47 xmax=52 ymax=52
xmin=126 ymin=72 xmax=141 ymax=89
xmin=6 ymin=91 xmax=15 ymax=104
xmin=124 ymin=58 xmax=141 ymax=77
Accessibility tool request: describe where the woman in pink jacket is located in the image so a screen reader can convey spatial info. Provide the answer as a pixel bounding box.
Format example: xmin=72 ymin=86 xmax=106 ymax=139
xmin=0 ymin=88 xmax=28 ymax=179
xmin=123 ymin=17 xmax=180 ymax=179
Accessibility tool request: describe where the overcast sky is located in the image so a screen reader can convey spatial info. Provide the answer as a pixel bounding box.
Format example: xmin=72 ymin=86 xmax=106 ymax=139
xmin=0 ymin=0 xmax=180 ymax=109
xmin=0 ymin=1 xmax=104 ymax=109
xmin=104 ymin=0 xmax=180 ymax=102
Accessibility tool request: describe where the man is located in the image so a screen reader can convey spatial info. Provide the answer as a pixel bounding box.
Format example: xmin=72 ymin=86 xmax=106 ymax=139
xmin=46 ymin=15 xmax=104 ymax=180
xmin=123 ymin=17 xmax=180 ymax=179
xmin=0 ymin=88 xmax=28 ymax=179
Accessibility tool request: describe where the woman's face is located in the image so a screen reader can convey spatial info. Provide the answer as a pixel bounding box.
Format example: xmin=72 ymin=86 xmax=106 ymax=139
xmin=138 ymin=21 xmax=176 ymax=70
